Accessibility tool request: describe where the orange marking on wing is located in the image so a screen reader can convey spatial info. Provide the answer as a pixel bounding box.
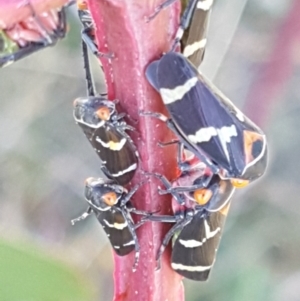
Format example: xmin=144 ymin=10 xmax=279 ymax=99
xmin=244 ymin=130 xmax=263 ymax=164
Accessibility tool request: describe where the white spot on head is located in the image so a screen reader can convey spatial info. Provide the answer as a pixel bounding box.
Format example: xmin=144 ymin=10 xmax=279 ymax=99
xmin=160 ymin=77 xmax=198 ymax=105
xmin=197 ymin=0 xmax=214 ymax=11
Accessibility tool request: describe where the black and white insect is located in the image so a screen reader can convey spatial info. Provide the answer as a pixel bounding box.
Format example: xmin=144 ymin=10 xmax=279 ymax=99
xmin=0 ymin=6 xmax=67 ymax=68
xmin=74 ymin=10 xmax=138 ymax=186
xmin=143 ymin=51 xmax=268 ymax=188
xmin=179 ymin=0 xmax=213 ymax=66
xmin=71 ymin=177 xmax=149 ymax=271
xmin=153 ymin=204 xmax=230 ymax=281
xmin=144 ymin=160 xmax=234 ymax=281
xmin=76 ymin=0 xmax=104 ymax=59
xmin=74 ymin=97 xmax=138 ymax=185
xmin=148 ymin=0 xmax=213 ymax=67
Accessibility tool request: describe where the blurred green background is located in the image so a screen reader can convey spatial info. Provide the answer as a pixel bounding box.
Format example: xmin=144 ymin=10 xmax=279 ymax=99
xmin=1 ymin=0 xmax=300 ymax=300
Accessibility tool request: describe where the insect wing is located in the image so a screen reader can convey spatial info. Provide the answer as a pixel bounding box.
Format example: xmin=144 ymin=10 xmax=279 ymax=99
xmin=96 ymin=209 xmax=135 ymax=256
xmin=181 ymin=0 xmax=213 ymax=67
xmin=156 ymin=52 xmax=263 ymax=177
xmin=91 ymin=125 xmax=138 ymax=185
xmin=203 ymin=176 xmax=235 ymax=212
xmin=171 ymin=206 xmax=229 ymax=281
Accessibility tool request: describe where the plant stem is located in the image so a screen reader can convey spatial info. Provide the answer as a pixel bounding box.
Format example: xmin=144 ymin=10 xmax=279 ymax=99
xmin=87 ymin=0 xmax=185 ymax=300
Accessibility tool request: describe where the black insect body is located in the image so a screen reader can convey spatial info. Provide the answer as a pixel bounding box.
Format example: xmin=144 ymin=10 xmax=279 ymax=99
xmin=77 ymin=0 xmax=101 ymax=58
xmin=0 ymin=7 xmax=67 ymax=68
xmin=179 ymin=0 xmax=214 ymax=66
xmin=74 ymin=97 xmax=138 ymax=185
xmin=75 ymin=5 xmax=138 ymax=185
xmin=148 ymin=0 xmax=213 ymax=67
xmin=77 ymin=0 xmax=113 ymax=63
xmin=169 ymin=205 xmax=229 ymax=281
xmin=145 ymin=164 xmax=234 ymax=281
xmin=143 ymin=52 xmax=267 ymax=188
xmin=71 ymin=177 xmax=149 ymax=271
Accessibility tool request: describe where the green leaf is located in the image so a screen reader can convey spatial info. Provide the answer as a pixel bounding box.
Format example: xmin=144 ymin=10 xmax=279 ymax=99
xmin=0 ymin=240 xmax=95 ymax=301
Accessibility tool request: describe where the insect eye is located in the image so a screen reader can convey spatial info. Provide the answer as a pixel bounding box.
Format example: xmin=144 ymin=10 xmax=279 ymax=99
xmin=231 ymin=179 xmax=249 ymax=188
xmin=193 ymin=189 xmax=212 ymax=206
xmin=96 ymin=107 xmax=111 ymax=120
xmin=103 ymin=192 xmax=117 ymax=206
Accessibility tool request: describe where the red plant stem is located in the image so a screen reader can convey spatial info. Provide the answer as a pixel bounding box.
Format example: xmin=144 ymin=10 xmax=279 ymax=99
xmin=244 ymin=0 xmax=300 ymax=127
xmin=87 ymin=0 xmax=184 ymax=300
xmin=0 ymin=0 xmax=70 ymax=29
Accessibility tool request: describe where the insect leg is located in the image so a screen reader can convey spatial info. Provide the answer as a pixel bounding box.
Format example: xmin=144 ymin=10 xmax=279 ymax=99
xmin=146 ymin=0 xmax=177 ymax=22
xmin=71 ymin=207 xmax=93 ymax=225
xmin=143 ymin=172 xmax=185 ymax=205
xmin=120 ymin=180 xmax=149 ymax=206
xmin=122 ymin=210 xmax=141 ymax=272
xmin=156 ymin=213 xmax=193 ymax=269
xmin=171 ymin=0 xmax=199 ymax=51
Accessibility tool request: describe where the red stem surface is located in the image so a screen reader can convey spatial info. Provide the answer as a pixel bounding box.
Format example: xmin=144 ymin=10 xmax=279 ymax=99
xmin=244 ymin=0 xmax=300 ymax=127
xmin=88 ymin=0 xmax=184 ymax=300
xmin=0 ymin=0 xmax=70 ymax=29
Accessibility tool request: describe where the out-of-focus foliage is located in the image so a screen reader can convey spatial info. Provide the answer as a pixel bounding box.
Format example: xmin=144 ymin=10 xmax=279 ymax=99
xmin=0 ymin=1 xmax=299 ymax=300
xmin=0 ymin=239 xmax=94 ymax=301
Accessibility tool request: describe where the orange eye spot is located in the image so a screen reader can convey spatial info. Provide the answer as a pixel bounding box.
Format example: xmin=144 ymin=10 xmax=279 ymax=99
xmin=96 ymin=107 xmax=110 ymax=121
xmin=193 ymin=189 xmax=212 ymax=206
xmin=231 ymin=179 xmax=249 ymax=188
xmin=77 ymin=0 xmax=88 ymax=10
xmin=103 ymin=192 xmax=117 ymax=206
